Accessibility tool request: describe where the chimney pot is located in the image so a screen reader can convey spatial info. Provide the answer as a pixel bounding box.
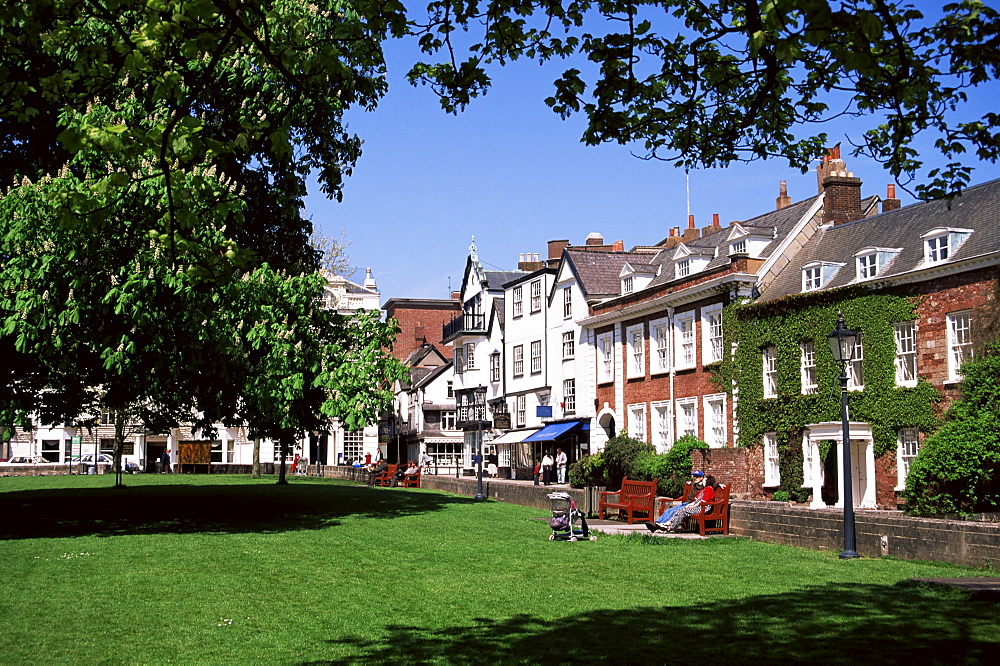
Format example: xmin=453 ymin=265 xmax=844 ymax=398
xmin=713 ymin=213 xmax=720 ymax=226
xmin=687 ymin=215 xmax=695 ymax=229
xmin=887 ymin=183 xmax=896 ymax=198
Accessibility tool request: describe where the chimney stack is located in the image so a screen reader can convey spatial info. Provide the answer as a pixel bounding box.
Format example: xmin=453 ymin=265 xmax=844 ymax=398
xmin=817 ymin=144 xmax=847 ymax=194
xmin=882 ymin=183 xmax=901 ymax=213
xmin=776 ymin=180 xmax=792 ymax=209
xmin=585 ymin=232 xmax=604 ymax=246
xmin=818 ymin=145 xmax=863 ymax=226
xmin=548 ymin=239 xmax=570 ymax=261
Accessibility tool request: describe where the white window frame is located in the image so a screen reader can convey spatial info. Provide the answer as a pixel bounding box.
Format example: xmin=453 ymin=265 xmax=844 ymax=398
xmin=626 ymin=323 xmax=645 ymax=379
xmin=651 ymin=401 xmax=673 ymax=452
xmin=947 ymin=310 xmax=973 ymax=381
xmin=847 ymin=338 xmax=864 ymax=391
xmin=530 ymin=340 xmax=542 ymax=374
xmin=673 ymin=311 xmax=696 ymax=370
xmin=800 ymin=341 xmax=817 ymax=395
xmin=597 ymin=332 xmax=614 ymax=383
xmin=627 ymin=403 xmax=647 ymax=443
xmin=441 ymin=411 xmax=457 ymax=431
xmin=530 ymin=279 xmax=542 ymax=313
xmin=490 ymin=351 xmax=501 ymax=383
xmin=676 ymin=259 xmax=690 ymax=279
xmin=651 ymin=317 xmax=670 ymax=375
xmin=703 ymin=394 xmax=727 ymax=449
xmin=512 ymin=285 xmax=523 ymax=317
xmin=923 ymin=227 xmax=970 ymax=265
xmin=512 ymin=345 xmax=524 ymax=377
xmin=802 ymin=265 xmax=823 ymax=291
xmin=764 ymin=432 xmax=780 ymax=487
xmin=563 ymin=286 xmax=572 ymax=318
xmin=701 ymin=304 xmax=724 ymax=365
xmin=763 ymin=346 xmax=777 ymax=398
xmin=896 ymin=427 xmax=920 ymax=490
xmin=563 ymin=379 xmax=576 ymax=414
xmin=802 ymin=438 xmax=816 ymax=488
xmin=856 ymin=252 xmax=878 ymax=280
xmin=730 ymin=239 xmax=747 ymax=255
xmin=515 ymin=394 xmax=526 ymax=427
xmin=676 ymin=397 xmax=698 ymax=439
xmin=454 ymin=347 xmax=465 ymax=375
xmin=562 ymin=331 xmax=575 ymax=360
xmin=465 ymin=342 xmax=476 ymax=370
xmin=622 ymin=276 xmax=634 ymax=295
xmin=894 ymin=321 xmax=917 ymax=387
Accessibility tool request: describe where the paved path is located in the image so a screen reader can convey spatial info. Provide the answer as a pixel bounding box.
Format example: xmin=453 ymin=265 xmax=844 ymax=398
xmin=912 ymin=577 xmax=1000 ymax=601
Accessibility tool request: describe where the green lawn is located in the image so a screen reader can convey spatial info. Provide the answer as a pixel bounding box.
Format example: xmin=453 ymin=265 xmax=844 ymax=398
xmin=1 ymin=474 xmax=997 ymax=663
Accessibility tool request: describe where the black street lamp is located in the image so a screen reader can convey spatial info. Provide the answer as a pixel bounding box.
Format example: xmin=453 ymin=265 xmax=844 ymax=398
xmin=456 ymin=386 xmax=489 ymax=500
xmin=827 ymin=310 xmax=861 ymax=559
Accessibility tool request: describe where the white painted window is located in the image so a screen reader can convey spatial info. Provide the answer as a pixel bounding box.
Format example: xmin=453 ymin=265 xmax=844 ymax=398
xmin=442 ymin=411 xmax=457 ymax=430
xmin=676 ymin=259 xmax=690 ymax=279
xmin=562 ymin=331 xmax=575 ymax=359
xmin=896 ymin=427 xmax=921 ymax=490
xmin=512 ymin=345 xmax=524 ymax=377
xmin=763 ymin=346 xmax=777 ymax=398
xmin=628 ymin=403 xmax=647 ymax=443
xmin=703 ymin=394 xmax=727 ymax=448
xmin=702 ymin=304 xmax=724 ymax=365
xmin=515 ymin=394 xmax=526 ymax=426
xmin=764 ymin=432 xmax=780 ymax=487
xmin=674 ymin=312 xmax=696 ymax=370
xmin=454 ymin=347 xmax=465 ymax=375
xmin=676 ymin=398 xmax=697 ymax=438
xmin=856 ymin=253 xmax=878 ymax=280
xmin=466 ymin=342 xmax=476 ymax=370
xmin=343 ymin=430 xmax=364 ymax=463
xmin=800 ymin=341 xmax=817 ymax=394
xmin=847 ymin=338 xmax=864 ymax=390
xmin=651 ymin=318 xmax=671 ymax=374
xmin=530 ymin=340 xmax=542 ymax=373
xmin=894 ymin=322 xmax=917 ymax=386
xmin=803 ymin=265 xmax=822 ymax=291
xmin=512 ymin=285 xmax=523 ymax=317
xmin=623 ymin=276 xmax=634 ymax=294
xmin=490 ymin=351 xmax=501 ymax=383
xmin=563 ymin=379 xmax=576 ymax=414
xmin=730 ymin=239 xmax=747 ymax=255
xmin=530 ymin=279 xmax=542 ymax=312
xmin=597 ymin=332 xmax=614 ymax=383
xmin=652 ymin=401 xmax=672 ymax=452
xmin=923 ymin=227 xmax=970 ymax=265
xmin=947 ymin=311 xmax=973 ymax=381
xmin=626 ymin=324 xmax=645 ymax=378
xmin=563 ymin=286 xmax=572 ymax=318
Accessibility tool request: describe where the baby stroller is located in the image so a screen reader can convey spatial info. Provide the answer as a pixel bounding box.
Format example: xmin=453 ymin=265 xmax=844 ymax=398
xmin=547 ymin=491 xmax=597 ymax=541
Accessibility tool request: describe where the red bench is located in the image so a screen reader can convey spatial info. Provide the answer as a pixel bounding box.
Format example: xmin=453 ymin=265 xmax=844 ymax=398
xmin=401 ymin=470 xmax=421 ymax=488
xmin=599 ymin=478 xmax=658 ymax=524
xmin=372 ymin=465 xmax=397 ymax=487
xmin=654 ymin=481 xmax=695 ymax=518
xmin=688 ymin=484 xmax=730 ymax=535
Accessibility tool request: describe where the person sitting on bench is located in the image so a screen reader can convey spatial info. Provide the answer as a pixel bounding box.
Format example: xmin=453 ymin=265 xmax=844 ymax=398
xmin=645 ymin=472 xmax=716 ymax=533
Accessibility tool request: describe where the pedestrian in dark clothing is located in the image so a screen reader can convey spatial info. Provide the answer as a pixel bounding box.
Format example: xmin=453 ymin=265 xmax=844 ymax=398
xmin=533 ymin=459 xmax=541 ymax=485
xmin=160 ymin=449 xmax=172 ymax=474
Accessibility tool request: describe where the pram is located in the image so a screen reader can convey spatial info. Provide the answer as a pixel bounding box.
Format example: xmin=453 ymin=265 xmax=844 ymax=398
xmin=547 ymin=491 xmax=597 ymax=541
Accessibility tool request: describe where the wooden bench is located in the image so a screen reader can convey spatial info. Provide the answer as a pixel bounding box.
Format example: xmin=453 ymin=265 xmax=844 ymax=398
xmin=599 ymin=477 xmax=658 ymax=524
xmin=688 ymin=484 xmax=731 ymax=535
xmin=372 ymin=465 xmax=397 ymax=487
xmin=401 ymin=470 xmax=421 ymax=488
xmin=654 ymin=481 xmax=695 ymax=519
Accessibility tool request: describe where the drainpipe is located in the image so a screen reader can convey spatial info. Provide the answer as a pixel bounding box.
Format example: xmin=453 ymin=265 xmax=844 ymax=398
xmin=668 ymin=306 xmax=676 ymax=446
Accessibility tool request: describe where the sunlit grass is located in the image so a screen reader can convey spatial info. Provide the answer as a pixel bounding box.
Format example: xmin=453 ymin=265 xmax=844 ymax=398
xmin=1 ymin=475 xmax=996 ymax=662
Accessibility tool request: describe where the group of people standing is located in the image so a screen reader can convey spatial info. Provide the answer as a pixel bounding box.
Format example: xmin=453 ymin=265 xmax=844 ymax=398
xmin=532 ymin=448 xmax=568 ymax=486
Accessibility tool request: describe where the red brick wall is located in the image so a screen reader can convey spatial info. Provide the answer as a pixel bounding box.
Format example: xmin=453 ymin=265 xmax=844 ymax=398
xmin=384 ymin=300 xmax=461 ymax=362
xmin=690 ymin=447 xmax=755 ymax=498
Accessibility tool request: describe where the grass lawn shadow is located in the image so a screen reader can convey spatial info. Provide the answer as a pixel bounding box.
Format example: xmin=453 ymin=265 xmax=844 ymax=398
xmin=319 ymin=581 xmax=1000 ymax=664
xmin=0 ymin=479 xmax=475 ymax=540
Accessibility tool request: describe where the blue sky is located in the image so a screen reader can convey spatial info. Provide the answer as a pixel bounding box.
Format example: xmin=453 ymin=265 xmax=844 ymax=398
xmin=304 ymin=22 xmax=1000 ymax=304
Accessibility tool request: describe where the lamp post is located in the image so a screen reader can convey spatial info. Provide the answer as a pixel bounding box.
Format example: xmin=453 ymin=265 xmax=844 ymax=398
xmin=827 ymin=311 xmax=861 ymax=559
xmin=473 ymin=387 xmax=487 ymax=500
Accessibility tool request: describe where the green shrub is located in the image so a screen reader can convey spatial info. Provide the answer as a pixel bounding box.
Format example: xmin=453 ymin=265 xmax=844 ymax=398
xmin=772 ymin=490 xmax=791 ymax=502
xmin=568 ymin=453 xmax=607 ymax=488
xmin=601 ymin=434 xmax=654 ymax=490
xmin=905 ymin=342 xmax=1000 ymax=516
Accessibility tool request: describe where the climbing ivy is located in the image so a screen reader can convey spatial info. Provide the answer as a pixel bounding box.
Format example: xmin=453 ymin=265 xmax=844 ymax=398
xmin=720 ymin=291 xmax=941 ymax=499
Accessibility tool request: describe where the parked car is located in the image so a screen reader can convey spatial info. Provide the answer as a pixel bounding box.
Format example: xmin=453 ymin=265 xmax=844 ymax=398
xmin=5 ymin=456 xmax=51 ymax=465
xmin=78 ymin=454 xmax=141 ymax=473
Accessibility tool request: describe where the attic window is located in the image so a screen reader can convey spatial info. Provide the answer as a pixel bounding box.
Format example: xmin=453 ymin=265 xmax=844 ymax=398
xmin=922 ymin=227 xmax=971 ymax=265
xmin=623 ymin=276 xmax=634 ymax=294
xmin=676 ymin=260 xmax=691 ymax=278
xmin=730 ymin=240 xmax=747 ymax=255
xmin=854 ymin=247 xmax=901 ymax=281
xmin=802 ymin=261 xmax=843 ymax=292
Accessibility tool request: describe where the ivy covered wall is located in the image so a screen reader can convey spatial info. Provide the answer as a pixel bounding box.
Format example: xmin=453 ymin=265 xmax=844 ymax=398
xmin=720 ymin=289 xmax=941 ymax=502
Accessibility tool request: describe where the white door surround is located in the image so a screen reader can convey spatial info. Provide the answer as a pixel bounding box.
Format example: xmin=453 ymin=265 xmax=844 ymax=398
xmin=804 ymin=421 xmax=876 ymax=509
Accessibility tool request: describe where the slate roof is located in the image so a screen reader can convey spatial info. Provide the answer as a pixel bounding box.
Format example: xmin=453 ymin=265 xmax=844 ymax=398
xmin=759 ymin=178 xmax=1000 ymax=302
xmin=411 ymin=363 xmax=452 ymax=391
xmin=563 ymin=249 xmax=636 ymax=298
xmin=483 ymin=270 xmax=525 ymax=290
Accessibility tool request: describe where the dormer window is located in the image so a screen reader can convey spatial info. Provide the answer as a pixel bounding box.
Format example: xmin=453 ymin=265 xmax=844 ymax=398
xmin=726 ymin=223 xmax=773 ymax=258
xmin=855 ymin=247 xmax=901 ymax=281
xmin=676 ymin=260 xmax=690 ymax=278
xmin=922 ymin=227 xmax=972 ymax=265
xmin=623 ymin=276 xmax=634 ymax=294
xmin=802 ymin=261 xmax=843 ymax=292
xmin=730 ymin=240 xmax=747 ymax=255
xmin=619 ymin=263 xmax=656 ymax=294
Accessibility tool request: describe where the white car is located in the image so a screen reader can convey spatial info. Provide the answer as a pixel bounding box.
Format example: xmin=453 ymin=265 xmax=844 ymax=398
xmin=4 ymin=456 xmax=51 ymax=464
xmin=79 ymin=454 xmax=141 ymax=473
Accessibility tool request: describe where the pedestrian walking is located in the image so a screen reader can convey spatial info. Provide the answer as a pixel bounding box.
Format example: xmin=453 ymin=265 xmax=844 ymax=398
xmin=541 ymin=452 xmax=554 ymax=486
xmin=556 ymin=448 xmax=568 ymax=484
xmin=160 ymin=449 xmax=172 ymax=474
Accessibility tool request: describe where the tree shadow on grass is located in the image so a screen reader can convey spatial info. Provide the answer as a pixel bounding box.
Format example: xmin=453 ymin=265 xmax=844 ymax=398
xmin=319 ymin=581 xmax=1000 ymax=664
xmin=0 ymin=481 xmax=475 ymax=540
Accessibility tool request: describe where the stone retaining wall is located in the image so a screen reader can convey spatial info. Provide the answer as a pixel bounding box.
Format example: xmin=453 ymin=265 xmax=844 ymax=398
xmin=731 ymin=500 xmax=1000 ymax=569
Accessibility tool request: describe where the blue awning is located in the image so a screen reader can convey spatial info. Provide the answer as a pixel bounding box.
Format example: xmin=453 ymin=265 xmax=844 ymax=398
xmin=522 ymin=420 xmax=588 ymax=442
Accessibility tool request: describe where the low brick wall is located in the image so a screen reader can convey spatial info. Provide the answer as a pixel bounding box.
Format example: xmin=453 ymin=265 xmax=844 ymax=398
xmin=732 ymin=501 xmax=1000 ymax=569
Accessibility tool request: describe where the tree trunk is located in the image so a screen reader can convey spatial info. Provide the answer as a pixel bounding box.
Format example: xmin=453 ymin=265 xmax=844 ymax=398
xmin=112 ymin=420 xmax=125 ymax=488
xmin=276 ymin=438 xmax=289 ymax=485
xmin=251 ymin=438 xmax=261 ymax=479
